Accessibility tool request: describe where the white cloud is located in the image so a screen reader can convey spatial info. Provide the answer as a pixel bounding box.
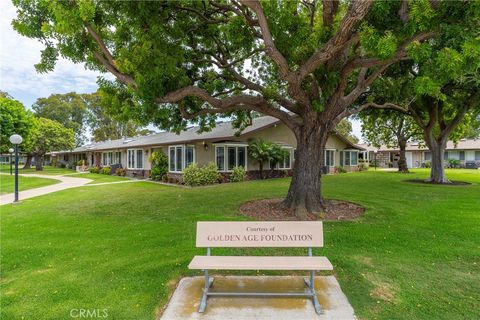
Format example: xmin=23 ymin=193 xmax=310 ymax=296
xmin=0 ymin=1 xmax=109 ymax=108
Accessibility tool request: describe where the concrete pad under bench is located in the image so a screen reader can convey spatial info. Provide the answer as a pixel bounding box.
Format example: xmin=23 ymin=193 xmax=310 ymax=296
xmin=160 ymin=276 xmax=355 ymax=320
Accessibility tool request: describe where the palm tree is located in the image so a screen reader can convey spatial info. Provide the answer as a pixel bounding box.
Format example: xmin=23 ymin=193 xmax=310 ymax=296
xmin=248 ymin=139 xmax=273 ymax=179
xmin=269 ymin=144 xmax=290 ymax=175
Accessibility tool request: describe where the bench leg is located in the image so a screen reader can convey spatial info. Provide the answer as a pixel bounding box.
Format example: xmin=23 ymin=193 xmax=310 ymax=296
xmin=198 ymin=269 xmax=210 ymax=313
xmin=304 ymin=271 xmax=322 ymax=315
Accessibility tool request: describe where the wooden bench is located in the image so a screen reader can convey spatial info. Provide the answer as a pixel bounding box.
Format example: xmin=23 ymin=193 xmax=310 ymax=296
xmin=188 ymin=221 xmax=333 ymax=314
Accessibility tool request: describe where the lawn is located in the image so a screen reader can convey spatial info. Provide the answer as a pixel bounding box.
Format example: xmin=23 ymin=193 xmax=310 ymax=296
xmin=1 ymin=169 xmax=479 ymax=319
xmin=0 ymin=165 xmax=76 ymax=176
xmin=68 ymin=172 xmax=130 ymax=184
xmin=0 ymin=174 xmax=60 ymax=194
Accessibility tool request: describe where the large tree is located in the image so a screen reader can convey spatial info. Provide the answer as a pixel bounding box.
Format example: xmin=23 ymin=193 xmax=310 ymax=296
xmin=84 ymin=92 xmax=148 ymax=142
xmin=0 ymin=94 xmax=34 ymax=155
xmin=29 ymin=117 xmax=75 ymax=171
xmin=336 ymin=118 xmax=359 ymax=144
xmin=359 ymin=109 xmax=421 ymax=172
xmin=32 ymin=92 xmax=88 ymax=146
xmin=13 ymin=0 xmax=469 ymax=217
xmin=356 ymin=4 xmax=480 ymax=183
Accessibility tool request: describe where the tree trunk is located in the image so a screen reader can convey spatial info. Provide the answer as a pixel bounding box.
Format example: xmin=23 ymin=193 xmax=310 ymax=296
xmin=259 ymin=162 xmax=264 ymax=179
xmin=425 ymin=134 xmax=450 ymax=183
xmin=35 ymin=154 xmax=44 ymax=171
xmin=23 ymin=154 xmax=33 ymax=169
xmin=397 ymin=139 xmax=409 ymax=173
xmin=283 ymin=123 xmax=328 ymax=219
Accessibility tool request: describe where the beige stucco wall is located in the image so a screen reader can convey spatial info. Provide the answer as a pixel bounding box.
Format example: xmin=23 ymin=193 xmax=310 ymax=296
xmin=68 ymin=123 xmax=359 ymax=174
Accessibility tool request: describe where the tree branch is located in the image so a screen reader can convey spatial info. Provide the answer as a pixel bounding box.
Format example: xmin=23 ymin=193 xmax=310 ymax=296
xmin=86 ymin=25 xmax=136 ymax=87
xmin=238 ymin=0 xmax=291 ymax=80
xmin=296 ymin=0 xmax=373 ymax=81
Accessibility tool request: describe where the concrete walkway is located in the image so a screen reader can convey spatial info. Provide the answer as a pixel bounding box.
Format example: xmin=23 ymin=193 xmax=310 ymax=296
xmin=0 ymin=174 xmax=93 ymax=206
xmin=160 ymin=276 xmax=355 ymax=320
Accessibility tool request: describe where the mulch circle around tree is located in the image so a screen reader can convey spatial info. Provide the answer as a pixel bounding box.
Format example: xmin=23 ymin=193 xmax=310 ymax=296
xmin=239 ymin=198 xmax=365 ymax=221
xmin=403 ymin=179 xmax=472 ymax=186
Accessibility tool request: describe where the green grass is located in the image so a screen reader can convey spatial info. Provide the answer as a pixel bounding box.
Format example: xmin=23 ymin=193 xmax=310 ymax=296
xmin=0 ymin=165 xmax=76 ymax=176
xmin=68 ymin=173 xmax=130 ymax=184
xmin=0 ymin=174 xmax=60 ymax=194
xmin=1 ymin=169 xmax=479 ymax=319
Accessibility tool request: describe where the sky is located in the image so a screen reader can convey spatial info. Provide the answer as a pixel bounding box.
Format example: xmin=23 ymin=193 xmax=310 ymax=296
xmin=0 ymin=0 xmax=363 ymax=142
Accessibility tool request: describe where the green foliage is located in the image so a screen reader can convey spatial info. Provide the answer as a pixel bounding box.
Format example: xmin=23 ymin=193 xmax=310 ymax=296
xmin=336 ymin=119 xmax=360 ymax=144
xmin=358 ymin=163 xmax=369 ymax=171
xmin=149 ymin=151 xmax=168 ymax=181
xmin=89 ymin=167 xmax=100 ymax=174
xmin=0 ymin=95 xmax=34 ymax=153
xmin=335 ymin=166 xmax=347 ymax=174
xmin=448 ymin=159 xmax=461 ymax=169
xmin=32 ymin=92 xmax=89 ymax=146
xmin=230 ymin=166 xmax=246 ymax=183
xmin=116 ymin=167 xmax=126 ymax=176
xmin=182 ymin=162 xmax=219 ymax=186
xmin=100 ymin=166 xmax=111 ymax=175
xmin=86 ymin=92 xmax=148 ymax=142
xmin=30 ymin=117 xmax=75 ymax=157
xmin=359 ymin=108 xmax=422 ymax=149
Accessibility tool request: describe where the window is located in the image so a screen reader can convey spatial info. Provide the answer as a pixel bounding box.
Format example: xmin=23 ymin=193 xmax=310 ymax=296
xmin=168 ymin=145 xmax=195 ymax=172
xmin=444 ymin=151 xmax=449 ymax=160
xmin=424 ymin=151 xmax=432 ymax=161
xmin=102 ymin=152 xmax=113 ymax=166
xmin=186 ymin=146 xmax=194 ymax=167
xmin=216 ymin=146 xmax=225 ymax=171
xmin=278 ymin=149 xmax=292 ymax=169
xmin=341 ymin=150 xmax=358 ymax=166
xmin=325 ymin=150 xmax=335 ymax=167
xmin=475 ymin=151 xmax=480 ymax=160
xmin=115 ymin=152 xmax=121 ymax=164
xmin=215 ymin=144 xmax=247 ymax=171
xmin=459 ymin=151 xmax=465 ymax=160
xmin=136 ymin=150 xmax=143 ymax=169
xmin=127 ymin=149 xmax=144 ymax=169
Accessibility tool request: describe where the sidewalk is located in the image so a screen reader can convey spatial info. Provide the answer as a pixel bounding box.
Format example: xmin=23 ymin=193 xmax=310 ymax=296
xmin=0 ymin=174 xmax=92 ymax=206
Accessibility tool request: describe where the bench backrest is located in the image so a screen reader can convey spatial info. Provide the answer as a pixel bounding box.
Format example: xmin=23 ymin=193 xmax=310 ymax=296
xmin=196 ymin=221 xmax=324 ymax=248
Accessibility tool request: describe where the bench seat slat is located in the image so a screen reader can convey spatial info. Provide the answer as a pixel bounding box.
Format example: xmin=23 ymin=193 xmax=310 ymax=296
xmin=188 ymin=256 xmax=333 ymax=271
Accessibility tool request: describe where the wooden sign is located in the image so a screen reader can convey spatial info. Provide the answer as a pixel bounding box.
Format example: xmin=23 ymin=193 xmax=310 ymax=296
xmin=196 ymin=221 xmax=324 ymax=248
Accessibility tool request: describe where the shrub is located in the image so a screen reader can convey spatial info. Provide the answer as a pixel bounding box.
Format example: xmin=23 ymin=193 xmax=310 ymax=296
xmin=424 ymin=161 xmax=431 ymax=168
xmin=182 ymin=162 xmax=219 ymax=186
xmin=116 ymin=167 xmax=126 ymax=176
xmin=89 ymin=167 xmax=100 ymax=174
xmin=200 ymin=162 xmax=220 ymax=185
xmin=448 ymin=159 xmax=460 ymax=168
xmin=358 ymin=163 xmax=368 ymax=171
xmin=59 ymin=162 xmax=66 ymax=168
xmin=101 ymin=166 xmax=111 ymax=175
xmin=149 ymin=151 xmax=168 ymax=181
xmin=335 ymin=166 xmax=347 ymax=174
xmin=77 ymin=160 xmax=85 ymax=166
xmin=230 ymin=166 xmax=246 ymax=182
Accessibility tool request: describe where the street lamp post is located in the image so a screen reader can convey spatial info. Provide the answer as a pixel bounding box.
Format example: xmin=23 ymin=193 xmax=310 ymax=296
xmin=374 ymin=149 xmax=378 ymax=171
xmin=8 ymin=148 xmax=14 ymax=175
xmin=9 ymin=134 xmax=23 ymax=203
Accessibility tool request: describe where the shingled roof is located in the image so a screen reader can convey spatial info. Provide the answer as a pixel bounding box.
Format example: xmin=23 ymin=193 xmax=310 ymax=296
xmin=54 ymin=116 xmax=362 ymax=153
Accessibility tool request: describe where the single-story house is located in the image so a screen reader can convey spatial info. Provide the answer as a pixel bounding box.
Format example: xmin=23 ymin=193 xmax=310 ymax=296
xmin=51 ymin=116 xmax=364 ymax=179
xmin=0 ymin=153 xmax=27 ymax=164
xmin=357 ymin=140 xmax=480 ymax=169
